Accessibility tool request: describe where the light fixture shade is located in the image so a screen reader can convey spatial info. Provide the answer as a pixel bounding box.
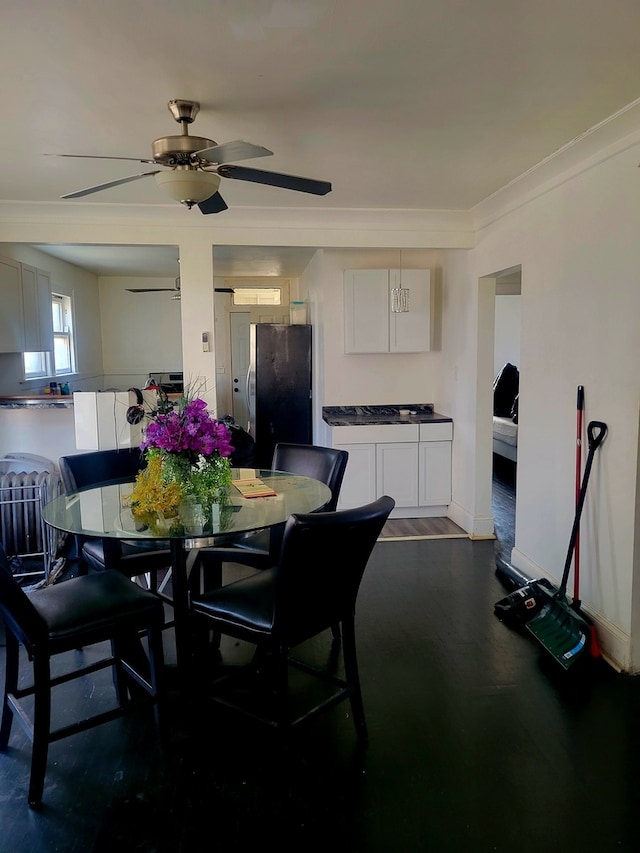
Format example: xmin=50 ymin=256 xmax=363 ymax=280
xmin=155 ymin=169 xmax=221 ymax=204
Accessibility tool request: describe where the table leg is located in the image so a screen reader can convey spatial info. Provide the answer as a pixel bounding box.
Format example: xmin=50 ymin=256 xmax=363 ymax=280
xmin=169 ymin=540 xmax=190 ymax=681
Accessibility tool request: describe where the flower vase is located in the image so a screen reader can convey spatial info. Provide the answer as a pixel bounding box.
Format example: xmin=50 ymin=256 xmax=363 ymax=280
xmin=127 ymin=390 xmax=235 ymax=526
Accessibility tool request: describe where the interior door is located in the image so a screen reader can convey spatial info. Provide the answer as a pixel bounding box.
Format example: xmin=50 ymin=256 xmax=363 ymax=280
xmin=230 ymin=312 xmax=251 ymax=429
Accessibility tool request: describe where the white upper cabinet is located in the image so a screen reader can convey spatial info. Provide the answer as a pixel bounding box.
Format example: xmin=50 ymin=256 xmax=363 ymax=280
xmin=0 ymin=256 xmax=25 ymax=353
xmin=0 ymin=256 xmax=54 ymax=355
xmin=344 ymin=268 xmax=431 ymax=353
xmin=21 ymin=264 xmax=54 ymax=354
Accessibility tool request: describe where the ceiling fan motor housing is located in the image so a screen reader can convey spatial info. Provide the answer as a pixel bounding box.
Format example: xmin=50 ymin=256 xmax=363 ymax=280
xmin=151 ymin=135 xmax=216 ymax=165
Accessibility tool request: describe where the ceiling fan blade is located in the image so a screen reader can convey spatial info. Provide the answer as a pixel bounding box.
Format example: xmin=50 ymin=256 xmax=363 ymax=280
xmin=45 ymin=153 xmax=157 ymax=164
xmin=218 ymin=164 xmax=331 ymax=196
xmin=198 ymin=192 xmax=228 ymax=214
xmin=195 ymin=140 xmax=273 ymax=164
xmin=126 ymin=287 xmax=178 ymax=292
xmin=62 ymin=171 xmax=161 ymax=199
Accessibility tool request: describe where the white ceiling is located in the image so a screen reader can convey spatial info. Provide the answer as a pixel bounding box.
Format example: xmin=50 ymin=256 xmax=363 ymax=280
xmin=4 ymin=0 xmax=640 ymax=276
xmin=28 ymin=243 xmax=318 ymax=278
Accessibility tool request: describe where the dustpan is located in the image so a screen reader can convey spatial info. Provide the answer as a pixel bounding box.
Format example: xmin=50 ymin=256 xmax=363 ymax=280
xmin=525 ymin=587 xmax=589 ymax=669
xmin=525 ymin=421 xmax=607 ymax=670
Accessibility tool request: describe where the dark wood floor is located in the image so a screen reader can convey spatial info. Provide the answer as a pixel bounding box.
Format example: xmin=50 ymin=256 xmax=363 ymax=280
xmin=492 ymin=454 xmax=516 ymax=561
xmin=5 ymin=481 xmax=640 ymax=851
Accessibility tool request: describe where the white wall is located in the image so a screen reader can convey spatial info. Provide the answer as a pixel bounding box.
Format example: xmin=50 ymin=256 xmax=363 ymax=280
xmin=98 ymin=275 xmax=182 ymax=388
xmin=456 ymin=132 xmax=640 ymax=671
xmin=0 ymin=407 xmax=78 ymax=464
xmin=303 ymin=250 xmax=326 ymax=441
xmin=494 ymin=295 xmax=521 ymax=377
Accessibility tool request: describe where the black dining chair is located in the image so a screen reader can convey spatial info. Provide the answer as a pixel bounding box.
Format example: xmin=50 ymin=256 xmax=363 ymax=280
xmin=193 ymin=442 xmax=349 ymax=593
xmin=0 ymin=541 xmax=165 ymax=808
xmin=58 ymin=450 xmax=173 ymax=596
xmin=190 ymin=495 xmax=394 ymax=736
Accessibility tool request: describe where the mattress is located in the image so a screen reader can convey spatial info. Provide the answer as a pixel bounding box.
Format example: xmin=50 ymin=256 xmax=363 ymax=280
xmin=492 ymin=416 xmax=518 ymax=448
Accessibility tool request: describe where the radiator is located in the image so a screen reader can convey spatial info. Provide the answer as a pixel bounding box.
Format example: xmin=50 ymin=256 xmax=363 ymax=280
xmin=0 ymin=470 xmax=63 ymax=577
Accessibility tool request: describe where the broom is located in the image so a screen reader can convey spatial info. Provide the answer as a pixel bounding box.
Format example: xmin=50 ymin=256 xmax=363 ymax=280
xmin=525 ymin=420 xmax=607 ymax=670
xmin=572 ymin=388 xmax=601 ymax=658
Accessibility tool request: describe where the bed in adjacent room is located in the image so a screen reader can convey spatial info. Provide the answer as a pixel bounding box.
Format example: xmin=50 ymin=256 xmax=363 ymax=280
xmin=492 ymin=362 xmax=519 ymax=463
xmin=493 ymin=415 xmax=518 ymax=462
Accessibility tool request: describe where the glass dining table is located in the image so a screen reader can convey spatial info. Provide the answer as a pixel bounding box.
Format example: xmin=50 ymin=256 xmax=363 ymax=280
xmin=42 ymin=468 xmax=331 ymax=677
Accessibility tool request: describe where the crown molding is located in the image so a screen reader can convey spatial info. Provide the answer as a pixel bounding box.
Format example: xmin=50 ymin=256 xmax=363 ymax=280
xmin=472 ymin=97 xmax=640 ymax=231
xmin=0 ymin=201 xmax=475 ymax=249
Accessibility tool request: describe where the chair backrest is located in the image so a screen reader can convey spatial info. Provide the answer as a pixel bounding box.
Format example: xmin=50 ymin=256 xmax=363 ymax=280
xmin=272 ymin=495 xmax=394 ymax=643
xmin=59 ymin=448 xmax=145 ymax=493
xmin=0 ymin=541 xmax=48 ymax=648
xmin=272 ymin=443 xmax=349 ymax=512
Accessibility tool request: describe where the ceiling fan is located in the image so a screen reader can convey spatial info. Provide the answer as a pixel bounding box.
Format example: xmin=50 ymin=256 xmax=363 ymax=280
xmin=48 ymin=99 xmax=332 ymax=213
xmin=126 ymin=277 xmax=235 ymax=298
xmin=126 ymin=277 xmax=182 ymax=296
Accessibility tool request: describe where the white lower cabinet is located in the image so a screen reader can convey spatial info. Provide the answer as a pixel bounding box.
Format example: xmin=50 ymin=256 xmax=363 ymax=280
xmin=376 ymin=442 xmax=419 ymax=506
xmin=331 ymin=421 xmax=452 ymax=516
xmin=336 ymin=442 xmax=376 ymax=509
xmin=419 ymin=440 xmax=452 ymax=506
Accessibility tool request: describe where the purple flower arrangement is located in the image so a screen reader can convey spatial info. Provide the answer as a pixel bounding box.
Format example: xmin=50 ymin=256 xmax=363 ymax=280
xmin=141 ymin=397 xmax=234 ymax=463
xmin=130 ymin=394 xmax=235 ymax=522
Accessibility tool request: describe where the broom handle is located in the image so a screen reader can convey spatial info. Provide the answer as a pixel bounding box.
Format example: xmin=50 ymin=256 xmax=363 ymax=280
xmin=560 ymin=420 xmax=607 ymax=595
xmin=574 ymin=386 xmax=584 ymax=599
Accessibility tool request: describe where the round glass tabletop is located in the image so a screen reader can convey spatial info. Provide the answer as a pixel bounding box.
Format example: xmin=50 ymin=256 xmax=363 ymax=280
xmin=42 ymin=468 xmax=332 ymax=542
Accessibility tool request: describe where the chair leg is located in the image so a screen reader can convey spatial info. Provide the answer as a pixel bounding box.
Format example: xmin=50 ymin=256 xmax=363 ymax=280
xmin=330 ymin=621 xmax=341 ymax=642
xmin=146 ymin=622 xmax=164 ymax=727
xmin=28 ymin=655 xmax=52 ymax=808
xmin=0 ymin=629 xmax=19 ymax=750
xmin=341 ymin=617 xmax=368 ymax=741
xmin=189 ymin=552 xmax=223 ymax=595
xmin=273 ymin=644 xmax=290 ymax=731
xmin=190 ymin=554 xmax=223 ymax=653
xmin=113 ymin=631 xmax=154 ymax=702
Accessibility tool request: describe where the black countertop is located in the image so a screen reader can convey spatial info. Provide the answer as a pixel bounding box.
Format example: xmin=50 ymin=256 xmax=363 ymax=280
xmin=322 ymin=404 xmax=452 ymax=427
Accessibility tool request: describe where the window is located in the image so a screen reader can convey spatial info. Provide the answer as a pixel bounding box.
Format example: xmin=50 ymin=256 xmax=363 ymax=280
xmin=232 ymin=287 xmax=281 ymax=306
xmin=51 ymin=293 xmax=75 ymax=375
xmin=23 ymin=350 xmax=48 ymax=378
xmin=23 ymin=292 xmax=75 ymax=379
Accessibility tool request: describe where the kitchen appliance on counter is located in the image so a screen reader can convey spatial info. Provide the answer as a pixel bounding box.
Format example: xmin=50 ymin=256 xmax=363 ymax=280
xmin=146 ymin=371 xmax=184 ymax=394
xmin=247 ymin=324 xmax=312 ymax=468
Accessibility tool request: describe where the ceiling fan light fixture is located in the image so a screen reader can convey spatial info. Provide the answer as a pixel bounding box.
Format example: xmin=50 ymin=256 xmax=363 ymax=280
xmin=155 ymin=168 xmax=221 ymax=207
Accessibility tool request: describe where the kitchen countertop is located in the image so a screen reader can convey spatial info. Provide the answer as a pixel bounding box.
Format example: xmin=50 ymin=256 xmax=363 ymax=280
xmin=0 ymin=391 xmax=183 ymax=411
xmin=0 ymin=395 xmax=74 ymax=409
xmin=322 ymin=404 xmax=452 ymax=426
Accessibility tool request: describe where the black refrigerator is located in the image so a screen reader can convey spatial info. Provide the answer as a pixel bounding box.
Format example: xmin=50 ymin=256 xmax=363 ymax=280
xmin=247 ymin=323 xmax=312 ymax=468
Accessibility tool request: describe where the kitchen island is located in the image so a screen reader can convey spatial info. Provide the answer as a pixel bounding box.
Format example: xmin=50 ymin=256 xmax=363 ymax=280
xmin=0 ymin=397 xmax=77 ymax=464
xmin=0 ymin=395 xmax=74 ymax=409
xmin=323 ymin=404 xmax=453 ymax=517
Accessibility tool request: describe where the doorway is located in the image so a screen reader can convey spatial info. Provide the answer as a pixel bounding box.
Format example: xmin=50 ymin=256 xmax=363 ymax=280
xmin=230 ymin=312 xmax=251 ymax=428
xmin=214 ymin=278 xmax=292 ymax=425
xmin=491 ymin=267 xmax=521 ymax=562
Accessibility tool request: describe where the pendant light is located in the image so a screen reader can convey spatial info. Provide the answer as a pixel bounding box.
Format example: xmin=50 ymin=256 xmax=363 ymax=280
xmin=391 ymin=250 xmax=409 ymax=313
